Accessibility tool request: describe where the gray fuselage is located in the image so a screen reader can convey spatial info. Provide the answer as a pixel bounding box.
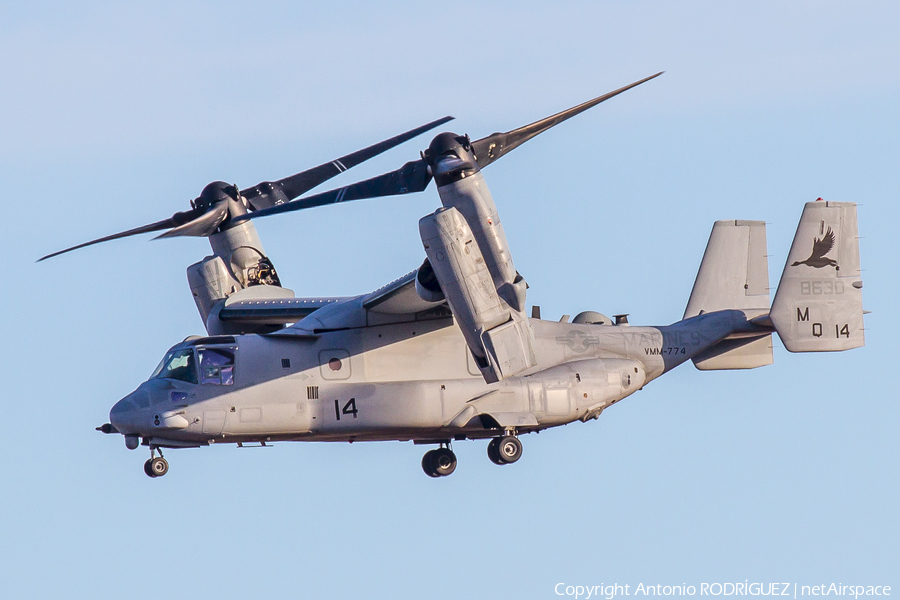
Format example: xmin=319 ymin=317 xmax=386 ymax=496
xmin=109 ymin=311 xmax=757 ymax=448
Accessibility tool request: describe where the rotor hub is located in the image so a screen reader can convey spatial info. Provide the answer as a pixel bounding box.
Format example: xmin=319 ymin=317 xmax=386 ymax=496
xmin=195 ymin=181 xmax=238 ymax=211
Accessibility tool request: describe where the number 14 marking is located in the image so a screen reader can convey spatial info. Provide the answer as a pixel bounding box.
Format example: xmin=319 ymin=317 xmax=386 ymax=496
xmin=334 ymin=398 xmax=358 ymax=420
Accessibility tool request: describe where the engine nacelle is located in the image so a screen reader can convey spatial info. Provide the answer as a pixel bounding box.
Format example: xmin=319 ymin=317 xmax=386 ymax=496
xmin=434 ymin=169 xmax=525 ymax=311
xmin=187 ymin=255 xmax=241 ymax=325
xmin=419 ymin=207 xmax=509 ymax=354
xmin=187 ymin=218 xmax=285 ymax=334
xmin=419 ymin=206 xmax=536 ymax=383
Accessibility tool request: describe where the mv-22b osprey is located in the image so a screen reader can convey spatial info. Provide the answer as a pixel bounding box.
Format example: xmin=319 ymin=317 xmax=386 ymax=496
xmin=42 ymin=73 xmax=866 ymax=478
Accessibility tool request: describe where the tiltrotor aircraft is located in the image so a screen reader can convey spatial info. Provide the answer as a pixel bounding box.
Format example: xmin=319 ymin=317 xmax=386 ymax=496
xmin=42 ymin=73 xmax=866 ymax=478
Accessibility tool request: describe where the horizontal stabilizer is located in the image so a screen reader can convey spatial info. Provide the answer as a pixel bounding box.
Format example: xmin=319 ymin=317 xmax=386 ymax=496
xmin=770 ymin=201 xmax=864 ymax=352
xmin=692 ymin=334 xmax=773 ymax=370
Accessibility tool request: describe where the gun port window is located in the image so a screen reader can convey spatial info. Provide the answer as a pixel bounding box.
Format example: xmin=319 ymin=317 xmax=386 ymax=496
xmin=151 ymin=349 xmax=198 ymax=384
xmin=198 ymin=347 xmax=235 ymax=385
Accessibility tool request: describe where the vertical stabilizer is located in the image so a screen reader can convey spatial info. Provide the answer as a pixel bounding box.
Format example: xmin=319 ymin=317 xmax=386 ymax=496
xmin=683 ymin=220 xmax=772 ymax=370
xmin=770 ymin=201 xmax=864 ymax=352
xmin=684 ymin=220 xmax=770 ymax=319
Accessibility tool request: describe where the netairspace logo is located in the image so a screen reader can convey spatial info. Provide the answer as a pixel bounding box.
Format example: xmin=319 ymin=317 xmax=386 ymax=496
xmin=553 ymin=583 xmax=893 ymax=600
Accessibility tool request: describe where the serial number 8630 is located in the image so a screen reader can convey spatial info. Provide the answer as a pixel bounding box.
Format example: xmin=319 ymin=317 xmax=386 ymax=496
xmin=800 ymin=280 xmax=844 ymax=295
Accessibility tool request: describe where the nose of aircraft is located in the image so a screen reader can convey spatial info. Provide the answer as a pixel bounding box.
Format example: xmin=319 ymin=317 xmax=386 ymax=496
xmin=109 ymin=393 xmax=143 ymax=435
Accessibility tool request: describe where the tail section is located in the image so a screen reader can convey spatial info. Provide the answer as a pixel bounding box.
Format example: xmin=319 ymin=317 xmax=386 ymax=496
xmin=684 ymin=220 xmax=772 ymax=370
xmin=678 ymin=202 xmax=864 ymax=369
xmin=770 ymin=200 xmax=864 ymax=352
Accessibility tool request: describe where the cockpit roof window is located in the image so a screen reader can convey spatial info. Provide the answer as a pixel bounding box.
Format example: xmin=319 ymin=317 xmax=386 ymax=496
xmin=151 ymin=348 xmax=198 ymax=384
xmin=187 ymin=336 xmax=236 ymax=347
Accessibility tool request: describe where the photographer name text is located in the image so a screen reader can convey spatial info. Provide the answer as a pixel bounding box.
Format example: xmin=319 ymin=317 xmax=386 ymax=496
xmin=554 ymin=583 xmax=892 ymax=600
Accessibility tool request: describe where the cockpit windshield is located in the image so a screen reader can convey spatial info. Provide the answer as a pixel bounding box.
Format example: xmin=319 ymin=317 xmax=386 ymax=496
xmin=151 ymin=348 xmax=198 ymax=384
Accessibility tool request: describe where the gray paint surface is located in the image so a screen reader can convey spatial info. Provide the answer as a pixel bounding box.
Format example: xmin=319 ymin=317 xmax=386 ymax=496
xmin=108 ymin=202 xmax=864 ymax=474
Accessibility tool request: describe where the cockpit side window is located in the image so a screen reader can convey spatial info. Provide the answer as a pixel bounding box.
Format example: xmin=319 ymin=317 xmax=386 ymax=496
xmin=198 ymin=347 xmax=235 ymax=385
xmin=152 ymin=348 xmax=198 ymax=384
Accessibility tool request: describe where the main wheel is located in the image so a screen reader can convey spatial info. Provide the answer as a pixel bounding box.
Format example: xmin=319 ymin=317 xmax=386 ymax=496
xmin=149 ymin=456 xmax=169 ymax=477
xmin=487 ymin=438 xmax=505 ymax=465
xmin=421 ymin=450 xmax=440 ymax=478
xmin=430 ymin=448 xmax=457 ymax=477
xmin=496 ymin=436 xmax=523 ymax=464
xmin=143 ymin=459 xmax=156 ymax=478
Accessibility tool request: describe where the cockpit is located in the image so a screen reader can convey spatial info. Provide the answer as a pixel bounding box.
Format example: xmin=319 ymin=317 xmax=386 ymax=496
xmin=151 ymin=338 xmax=236 ymax=386
xmin=152 ymin=348 xmax=198 ymax=383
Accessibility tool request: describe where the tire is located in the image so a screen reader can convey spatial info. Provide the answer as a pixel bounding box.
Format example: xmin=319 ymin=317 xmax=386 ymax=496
xmin=150 ymin=457 xmax=169 ymax=477
xmin=421 ymin=450 xmax=440 ymax=477
xmin=497 ymin=436 xmax=522 ymax=464
xmin=430 ymin=448 xmax=457 ymax=477
xmin=487 ymin=438 xmax=505 ymax=465
xmin=143 ymin=459 xmax=156 ymax=478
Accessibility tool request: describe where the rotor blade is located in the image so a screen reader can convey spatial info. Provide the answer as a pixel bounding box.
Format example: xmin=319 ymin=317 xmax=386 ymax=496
xmin=471 ymin=72 xmax=663 ymax=169
xmin=241 ymin=116 xmax=453 ymax=211
xmin=37 ymin=209 xmax=202 ymax=262
xmin=154 ymin=204 xmax=229 ymax=239
xmin=235 ymin=159 xmax=431 ymax=223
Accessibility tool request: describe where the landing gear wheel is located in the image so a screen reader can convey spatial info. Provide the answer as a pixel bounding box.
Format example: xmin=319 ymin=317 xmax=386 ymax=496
xmin=421 ymin=450 xmax=440 ymax=478
xmin=421 ymin=448 xmax=457 ymax=477
xmin=496 ymin=435 xmax=523 ymax=464
xmin=143 ymin=459 xmax=156 ymax=478
xmin=487 ymin=438 xmax=505 ymax=465
xmin=149 ymin=457 xmax=169 ymax=477
xmin=430 ymin=448 xmax=457 ymax=477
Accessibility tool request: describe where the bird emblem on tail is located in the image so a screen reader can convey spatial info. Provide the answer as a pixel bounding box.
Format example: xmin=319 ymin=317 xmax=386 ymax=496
xmin=792 ymin=226 xmax=838 ymax=268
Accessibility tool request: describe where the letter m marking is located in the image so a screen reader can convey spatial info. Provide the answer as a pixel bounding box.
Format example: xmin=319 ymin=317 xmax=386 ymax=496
xmin=797 ymin=307 xmax=809 ymax=322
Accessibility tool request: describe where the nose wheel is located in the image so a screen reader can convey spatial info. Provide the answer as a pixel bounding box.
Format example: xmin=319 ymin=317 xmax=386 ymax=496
xmin=144 ymin=448 xmax=169 ymax=478
xmin=421 ymin=446 xmax=457 ymax=477
xmin=487 ymin=434 xmax=522 ymax=465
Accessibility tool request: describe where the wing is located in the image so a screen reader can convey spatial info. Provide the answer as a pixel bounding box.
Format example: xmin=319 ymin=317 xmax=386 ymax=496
xmin=218 ymin=297 xmax=345 ymax=325
xmin=361 ymin=271 xmax=446 ymax=314
xmin=219 ymin=271 xmax=448 ymax=331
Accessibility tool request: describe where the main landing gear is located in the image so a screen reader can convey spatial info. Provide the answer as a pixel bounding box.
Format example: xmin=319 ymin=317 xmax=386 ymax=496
xmin=143 ymin=447 xmax=169 ymax=478
xmin=487 ymin=433 xmax=523 ymax=466
xmin=421 ymin=445 xmax=457 ymax=478
xmin=419 ymin=432 xmax=525 ymax=477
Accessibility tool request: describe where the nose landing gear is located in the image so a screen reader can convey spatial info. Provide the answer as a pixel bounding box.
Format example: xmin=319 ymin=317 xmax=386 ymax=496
xmin=421 ymin=444 xmax=457 ymax=477
xmin=143 ymin=447 xmax=169 ymax=478
xmin=487 ymin=433 xmax=522 ymax=465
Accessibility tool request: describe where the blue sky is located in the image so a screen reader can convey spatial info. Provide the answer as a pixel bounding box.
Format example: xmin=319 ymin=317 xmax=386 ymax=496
xmin=2 ymin=2 xmax=898 ymax=598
